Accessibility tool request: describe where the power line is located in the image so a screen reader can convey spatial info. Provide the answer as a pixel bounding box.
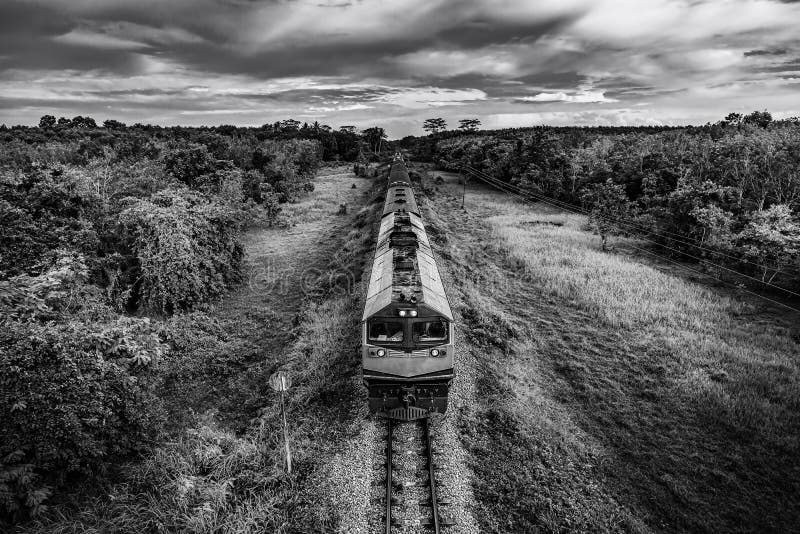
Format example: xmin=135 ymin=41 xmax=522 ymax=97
xmin=465 ymin=165 xmax=789 ymax=273
xmin=467 ymin=168 xmax=800 ymax=298
xmin=464 ymin=165 xmax=790 ymax=276
xmin=468 ymin=165 xmax=741 ymax=244
xmin=625 ymin=243 xmax=800 ymax=315
xmin=462 ymin=167 xmax=800 ymax=309
xmin=465 ymin=168 xmax=800 ymax=313
xmin=465 ymin=167 xmax=800 ymax=302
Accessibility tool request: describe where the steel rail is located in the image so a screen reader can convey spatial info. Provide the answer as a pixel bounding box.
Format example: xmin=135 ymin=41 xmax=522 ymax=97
xmin=423 ymin=417 xmax=441 ymax=534
xmin=385 ymin=418 xmax=394 ymax=534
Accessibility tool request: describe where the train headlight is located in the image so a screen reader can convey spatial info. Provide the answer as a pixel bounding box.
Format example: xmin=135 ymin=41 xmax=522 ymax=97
xmin=398 ymin=309 xmax=417 ymax=317
xmin=377 ymin=349 xmax=386 ymax=357
xmin=430 ymin=349 xmax=440 ymax=357
xmin=398 ymin=310 xmax=407 ymax=317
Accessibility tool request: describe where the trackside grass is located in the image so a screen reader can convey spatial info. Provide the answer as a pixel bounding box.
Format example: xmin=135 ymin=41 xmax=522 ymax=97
xmin=487 ymin=203 xmax=799 ymax=451
xmin=491 ymin=211 xmax=739 ymax=330
xmin=426 ymin=182 xmax=800 ymax=533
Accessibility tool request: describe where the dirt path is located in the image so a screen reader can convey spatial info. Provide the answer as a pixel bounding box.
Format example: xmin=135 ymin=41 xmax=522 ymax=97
xmin=219 ymin=167 xmax=371 ymax=352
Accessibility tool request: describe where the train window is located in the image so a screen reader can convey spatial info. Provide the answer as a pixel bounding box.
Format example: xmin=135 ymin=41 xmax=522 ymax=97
xmin=412 ymin=320 xmax=448 ymax=342
xmin=369 ymin=321 xmax=404 ymax=342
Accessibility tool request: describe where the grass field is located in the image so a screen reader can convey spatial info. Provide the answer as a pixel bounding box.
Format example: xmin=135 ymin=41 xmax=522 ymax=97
xmin=423 ymin=176 xmax=800 ymax=533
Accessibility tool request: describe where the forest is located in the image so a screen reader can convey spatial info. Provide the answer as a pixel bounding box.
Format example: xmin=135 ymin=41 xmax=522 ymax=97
xmin=403 ymin=112 xmax=800 ymax=295
xmin=0 ymin=118 xmax=354 ymax=522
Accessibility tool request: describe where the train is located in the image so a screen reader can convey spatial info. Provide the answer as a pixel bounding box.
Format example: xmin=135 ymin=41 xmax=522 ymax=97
xmin=361 ymin=154 xmax=454 ymax=421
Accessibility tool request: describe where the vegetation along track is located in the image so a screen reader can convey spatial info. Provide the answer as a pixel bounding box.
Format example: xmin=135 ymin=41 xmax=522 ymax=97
xmin=382 ymin=417 xmax=453 ymax=534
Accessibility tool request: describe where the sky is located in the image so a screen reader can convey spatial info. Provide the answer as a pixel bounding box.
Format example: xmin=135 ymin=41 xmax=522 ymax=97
xmin=0 ymin=0 xmax=799 ymax=137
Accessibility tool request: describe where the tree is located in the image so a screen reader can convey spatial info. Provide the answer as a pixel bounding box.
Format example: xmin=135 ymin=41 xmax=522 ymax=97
xmin=458 ymin=118 xmax=481 ymax=132
xmin=736 ymin=204 xmax=800 ymax=282
xmin=103 ymin=119 xmax=126 ymax=129
xmin=162 ymin=144 xmax=222 ymax=188
xmin=744 ymin=110 xmax=773 ymax=129
xmin=724 ymin=112 xmax=743 ymax=128
xmin=279 ymin=119 xmax=300 ymax=133
xmin=580 ymin=180 xmax=630 ymax=251
xmin=362 ymin=126 xmax=387 ymax=155
xmin=38 ymin=115 xmax=56 ymax=129
xmin=57 ymin=117 xmax=71 ymax=126
xmin=70 ymin=116 xmax=97 ymax=128
xmin=423 ymin=118 xmax=447 ymax=135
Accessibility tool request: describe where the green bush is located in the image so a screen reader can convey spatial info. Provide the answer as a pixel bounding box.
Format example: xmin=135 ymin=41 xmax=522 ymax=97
xmin=0 ymin=167 xmax=101 ymax=277
xmin=0 ymin=254 xmax=165 ymax=522
xmin=119 ymin=188 xmax=244 ymax=315
xmin=162 ymin=145 xmax=223 ymax=188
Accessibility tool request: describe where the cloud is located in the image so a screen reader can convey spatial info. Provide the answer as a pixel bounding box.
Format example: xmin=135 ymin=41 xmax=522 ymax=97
xmin=518 ymin=91 xmax=618 ymax=104
xmin=52 ymin=29 xmax=150 ymax=50
xmin=0 ymin=0 xmax=799 ymax=135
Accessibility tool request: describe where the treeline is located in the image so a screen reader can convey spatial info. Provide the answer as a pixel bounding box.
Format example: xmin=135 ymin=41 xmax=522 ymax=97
xmin=0 ymin=123 xmax=327 ymax=521
xmin=420 ymin=113 xmax=800 ymax=292
xmin=4 ymin=116 xmax=386 ymax=162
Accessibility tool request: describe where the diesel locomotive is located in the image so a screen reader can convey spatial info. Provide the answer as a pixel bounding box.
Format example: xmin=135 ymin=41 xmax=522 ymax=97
xmin=361 ymin=154 xmax=454 ymax=421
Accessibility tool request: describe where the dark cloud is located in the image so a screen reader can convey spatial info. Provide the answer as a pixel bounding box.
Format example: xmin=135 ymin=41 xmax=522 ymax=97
xmin=514 ymin=71 xmax=587 ymax=90
xmin=0 ymin=0 xmax=582 ymax=81
xmin=753 ymin=58 xmax=800 ymax=72
xmin=744 ymin=48 xmax=788 ymax=56
xmin=433 ymin=15 xmax=577 ymax=50
xmin=0 ymin=45 xmax=144 ymax=75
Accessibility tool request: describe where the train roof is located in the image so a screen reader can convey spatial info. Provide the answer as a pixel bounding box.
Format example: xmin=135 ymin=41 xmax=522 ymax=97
xmin=382 ymin=182 xmax=420 ymax=217
xmin=387 ymin=160 xmax=413 ymax=186
xmin=363 ymin=210 xmax=453 ymax=321
xmin=382 ymin=160 xmax=419 ymax=217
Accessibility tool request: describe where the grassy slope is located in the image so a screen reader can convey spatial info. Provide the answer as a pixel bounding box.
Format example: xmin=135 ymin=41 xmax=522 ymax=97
xmin=424 ymin=175 xmax=800 ymax=534
xmin=19 ymin=168 xmax=383 ymax=533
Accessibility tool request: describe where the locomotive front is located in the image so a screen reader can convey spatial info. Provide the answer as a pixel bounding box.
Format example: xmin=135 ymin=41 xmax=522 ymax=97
xmin=361 ymin=155 xmax=454 ymax=421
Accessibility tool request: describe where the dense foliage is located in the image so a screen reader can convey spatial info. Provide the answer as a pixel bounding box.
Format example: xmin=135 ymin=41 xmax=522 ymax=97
xmin=0 ymin=120 xmax=327 ymax=522
xmin=0 ymin=253 xmax=165 ymax=521
xmin=417 ymin=115 xmax=800 ymax=291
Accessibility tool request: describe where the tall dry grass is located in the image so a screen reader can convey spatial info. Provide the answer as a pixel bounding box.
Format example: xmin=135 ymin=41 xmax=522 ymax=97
xmin=485 ymin=201 xmax=800 ymax=441
xmin=490 ymin=209 xmax=739 ymax=330
xmin=281 ymin=167 xmax=369 ymax=226
xmin=472 ymin=192 xmax=800 ymax=531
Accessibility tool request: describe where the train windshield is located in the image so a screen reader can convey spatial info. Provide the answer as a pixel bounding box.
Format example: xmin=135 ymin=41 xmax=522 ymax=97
xmin=368 ymin=321 xmax=404 ymax=342
xmin=412 ymin=320 xmax=448 ymax=343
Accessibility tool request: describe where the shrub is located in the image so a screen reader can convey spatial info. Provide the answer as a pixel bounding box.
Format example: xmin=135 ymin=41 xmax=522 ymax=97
xmin=736 ymin=204 xmax=800 ymax=282
xmin=162 ymin=145 xmax=222 ymax=188
xmin=119 ymin=188 xmax=245 ymax=314
xmin=0 ymin=254 xmax=165 ymax=522
xmin=0 ymin=167 xmax=101 ymax=277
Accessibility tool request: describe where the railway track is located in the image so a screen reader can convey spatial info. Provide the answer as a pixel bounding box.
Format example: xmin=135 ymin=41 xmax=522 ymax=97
xmin=382 ymin=417 xmax=452 ymax=533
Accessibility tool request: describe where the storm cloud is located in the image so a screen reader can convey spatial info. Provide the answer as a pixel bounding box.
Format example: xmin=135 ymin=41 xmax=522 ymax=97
xmin=1 ymin=0 xmax=799 ymax=135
